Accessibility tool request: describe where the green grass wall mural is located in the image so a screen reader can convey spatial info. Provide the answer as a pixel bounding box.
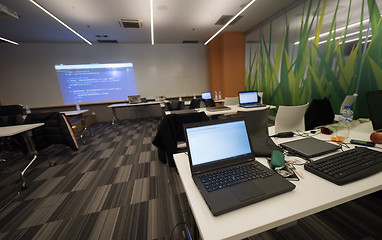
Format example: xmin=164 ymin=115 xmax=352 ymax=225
xmin=245 ymin=0 xmax=382 ymax=118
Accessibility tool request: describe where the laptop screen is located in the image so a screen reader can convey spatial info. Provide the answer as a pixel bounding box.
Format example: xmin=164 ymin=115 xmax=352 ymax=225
xmin=239 ymin=91 xmax=259 ymax=104
xmin=186 ymin=120 xmax=252 ymax=167
xmin=202 ymin=92 xmax=212 ymax=100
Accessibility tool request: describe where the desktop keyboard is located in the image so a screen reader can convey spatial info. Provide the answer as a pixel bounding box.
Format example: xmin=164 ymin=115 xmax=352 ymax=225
xmin=199 ymin=162 xmax=273 ymax=192
xmin=304 ymin=147 xmax=382 ymax=185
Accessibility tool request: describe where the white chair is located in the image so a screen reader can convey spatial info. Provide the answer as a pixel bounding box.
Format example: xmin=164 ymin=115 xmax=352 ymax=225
xmin=274 ymin=103 xmax=309 ymax=134
xmin=340 ymin=93 xmax=357 ymax=112
xmin=258 ymin=92 xmax=263 ymax=104
xmin=224 ymin=97 xmax=239 ymax=106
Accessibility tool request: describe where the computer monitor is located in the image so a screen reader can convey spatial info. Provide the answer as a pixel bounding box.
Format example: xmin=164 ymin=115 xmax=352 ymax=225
xmin=201 ymin=92 xmax=212 ymax=100
xmin=365 ymin=90 xmax=382 ymax=131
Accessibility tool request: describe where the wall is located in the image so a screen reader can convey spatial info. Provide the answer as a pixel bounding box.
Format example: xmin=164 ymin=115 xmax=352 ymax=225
xmin=0 ymin=43 xmax=208 ymax=108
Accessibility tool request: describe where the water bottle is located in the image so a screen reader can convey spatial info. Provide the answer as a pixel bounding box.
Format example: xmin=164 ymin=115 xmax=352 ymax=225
xmin=218 ymin=91 xmax=222 ymax=99
xmin=336 ymin=105 xmax=353 ymax=139
xmin=215 ymin=91 xmax=218 ymax=100
xmin=25 ymin=105 xmax=31 ymax=114
xmin=76 ymin=103 xmax=81 ymax=111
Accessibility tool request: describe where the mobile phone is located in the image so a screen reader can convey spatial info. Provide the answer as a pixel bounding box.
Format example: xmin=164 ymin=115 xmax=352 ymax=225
xmin=350 ymin=139 xmax=376 ymax=147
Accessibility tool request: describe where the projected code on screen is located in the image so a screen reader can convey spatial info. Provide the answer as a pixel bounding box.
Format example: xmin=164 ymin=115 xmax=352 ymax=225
xmin=55 ymin=63 xmax=138 ymax=104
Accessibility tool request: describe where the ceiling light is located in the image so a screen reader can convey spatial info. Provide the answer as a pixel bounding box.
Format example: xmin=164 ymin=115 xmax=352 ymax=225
xmin=0 ymin=36 xmax=19 ymax=45
xmin=28 ymin=0 xmax=92 ymax=45
xmin=204 ymin=0 xmax=257 ymax=45
xmin=150 ymin=0 xmax=154 ymax=45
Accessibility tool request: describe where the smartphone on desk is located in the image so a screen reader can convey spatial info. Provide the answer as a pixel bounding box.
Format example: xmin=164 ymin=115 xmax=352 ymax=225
xmin=350 ymin=139 xmax=376 ymax=147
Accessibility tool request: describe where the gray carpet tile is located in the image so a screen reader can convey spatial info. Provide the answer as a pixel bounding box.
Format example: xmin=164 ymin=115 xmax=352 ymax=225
xmin=1 ymin=117 xmax=382 ymax=240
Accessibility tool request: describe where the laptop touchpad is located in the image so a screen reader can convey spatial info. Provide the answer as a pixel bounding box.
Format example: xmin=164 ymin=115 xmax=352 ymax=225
xmin=230 ymin=181 xmax=265 ymax=201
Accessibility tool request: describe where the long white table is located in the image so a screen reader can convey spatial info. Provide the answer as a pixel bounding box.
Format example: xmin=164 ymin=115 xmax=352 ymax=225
xmin=165 ymin=104 xmax=276 ymax=117
xmin=0 ymin=123 xmax=44 ymax=188
xmin=108 ymin=101 xmax=163 ymax=128
xmin=173 ymin=121 xmax=382 ymax=240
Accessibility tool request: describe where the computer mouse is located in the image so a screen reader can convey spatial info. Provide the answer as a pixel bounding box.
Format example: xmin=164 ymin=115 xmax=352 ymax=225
xmin=270 ymin=150 xmax=285 ymax=169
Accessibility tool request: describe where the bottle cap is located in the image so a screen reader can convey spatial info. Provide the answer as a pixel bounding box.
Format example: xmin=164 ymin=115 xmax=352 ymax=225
xmin=344 ymin=105 xmax=351 ymax=109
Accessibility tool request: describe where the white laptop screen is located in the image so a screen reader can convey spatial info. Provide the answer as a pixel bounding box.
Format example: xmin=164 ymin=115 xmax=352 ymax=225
xmin=202 ymin=92 xmax=212 ymax=100
xmin=186 ymin=120 xmax=252 ymax=166
xmin=239 ymin=91 xmax=258 ymax=104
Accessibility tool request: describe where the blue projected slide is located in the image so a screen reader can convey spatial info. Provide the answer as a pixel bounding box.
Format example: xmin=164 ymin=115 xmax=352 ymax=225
xmin=55 ymin=63 xmax=138 ymax=104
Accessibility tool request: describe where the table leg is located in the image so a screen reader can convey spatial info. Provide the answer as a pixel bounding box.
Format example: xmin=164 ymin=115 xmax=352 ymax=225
xmin=111 ymin=108 xmax=120 ymax=129
xmin=79 ymin=114 xmax=94 ymax=144
xmin=20 ymin=132 xmax=38 ymax=189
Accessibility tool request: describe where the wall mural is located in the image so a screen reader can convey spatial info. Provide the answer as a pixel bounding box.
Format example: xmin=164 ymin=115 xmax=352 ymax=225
xmin=245 ymin=0 xmax=382 ymax=118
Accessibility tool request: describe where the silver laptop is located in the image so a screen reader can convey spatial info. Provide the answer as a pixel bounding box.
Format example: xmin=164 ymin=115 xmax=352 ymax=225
xmin=184 ymin=118 xmax=295 ymax=216
xmin=238 ymin=91 xmax=265 ymax=108
xmin=128 ymin=95 xmax=141 ymax=104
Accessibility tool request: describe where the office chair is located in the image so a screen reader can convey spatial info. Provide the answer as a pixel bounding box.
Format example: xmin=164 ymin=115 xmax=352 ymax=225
xmin=340 ymin=93 xmax=357 ymax=112
xmin=165 ymin=100 xmax=185 ymax=111
xmin=0 ymin=104 xmax=26 ymax=153
xmin=224 ymin=97 xmax=239 ymax=106
xmin=237 ymin=107 xmax=281 ymax=157
xmin=274 ymin=103 xmax=309 ymax=134
xmin=305 ymin=98 xmax=334 ymax=130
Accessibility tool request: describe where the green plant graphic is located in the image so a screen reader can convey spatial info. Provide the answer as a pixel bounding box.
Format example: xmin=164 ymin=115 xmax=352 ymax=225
xmin=245 ymin=0 xmax=382 ymax=118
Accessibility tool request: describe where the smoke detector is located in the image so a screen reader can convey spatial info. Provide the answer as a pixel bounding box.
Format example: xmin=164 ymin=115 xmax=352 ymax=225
xmin=118 ymin=19 xmax=143 ymax=29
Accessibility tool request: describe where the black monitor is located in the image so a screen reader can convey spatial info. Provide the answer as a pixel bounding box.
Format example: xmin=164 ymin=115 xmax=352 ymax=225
xmin=365 ymin=90 xmax=382 ymax=131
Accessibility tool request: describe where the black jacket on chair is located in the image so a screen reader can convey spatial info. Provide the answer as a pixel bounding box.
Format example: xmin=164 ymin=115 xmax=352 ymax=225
xmin=152 ymin=112 xmax=209 ymax=166
xmin=304 ymin=98 xmax=334 ymax=131
xmin=24 ymin=112 xmax=79 ymax=151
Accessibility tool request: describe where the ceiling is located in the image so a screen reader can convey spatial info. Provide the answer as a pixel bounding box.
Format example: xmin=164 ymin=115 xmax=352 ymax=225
xmin=0 ymin=0 xmax=302 ymax=45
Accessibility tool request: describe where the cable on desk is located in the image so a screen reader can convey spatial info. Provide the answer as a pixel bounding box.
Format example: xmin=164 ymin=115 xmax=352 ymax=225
xmin=170 ymin=222 xmax=193 ymax=240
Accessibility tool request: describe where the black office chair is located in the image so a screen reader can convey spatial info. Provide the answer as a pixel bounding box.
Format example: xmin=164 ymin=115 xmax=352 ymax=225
xmin=237 ymin=107 xmax=281 ymax=157
xmin=304 ymin=97 xmax=334 ymax=130
xmin=0 ymin=104 xmax=26 ymax=153
xmin=165 ymin=100 xmax=185 ymax=111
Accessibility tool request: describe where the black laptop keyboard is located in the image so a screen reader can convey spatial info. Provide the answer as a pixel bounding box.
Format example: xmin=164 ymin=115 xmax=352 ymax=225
xmin=304 ymin=147 xmax=382 ymax=185
xmin=199 ymin=162 xmax=273 ymax=192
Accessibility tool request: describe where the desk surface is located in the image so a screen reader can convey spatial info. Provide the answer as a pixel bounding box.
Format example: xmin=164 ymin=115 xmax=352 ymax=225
xmin=60 ymin=109 xmax=89 ymax=116
xmin=0 ymin=123 xmax=44 ymax=137
xmin=165 ymin=104 xmax=276 ymax=116
xmin=174 ymin=121 xmax=382 ymax=240
xmin=108 ymin=101 xmax=163 ymax=108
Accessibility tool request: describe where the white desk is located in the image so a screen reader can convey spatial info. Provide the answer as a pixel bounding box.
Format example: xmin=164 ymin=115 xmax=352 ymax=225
xmin=61 ymin=109 xmax=92 ymax=144
xmin=165 ymin=104 xmax=276 ymax=117
xmin=108 ymin=101 xmax=163 ymax=128
xmin=0 ymin=123 xmax=44 ymax=188
xmin=173 ymin=121 xmax=382 ymax=240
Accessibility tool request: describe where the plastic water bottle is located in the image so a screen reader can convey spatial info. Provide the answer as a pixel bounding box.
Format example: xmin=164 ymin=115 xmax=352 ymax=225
xmin=215 ymin=91 xmax=218 ymax=100
xmin=76 ymin=103 xmax=81 ymax=111
xmin=218 ymin=91 xmax=222 ymax=99
xmin=25 ymin=105 xmax=31 ymax=114
xmin=337 ymin=105 xmax=353 ymax=139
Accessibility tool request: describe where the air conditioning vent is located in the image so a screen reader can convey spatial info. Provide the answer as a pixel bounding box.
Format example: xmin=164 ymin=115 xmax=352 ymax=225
xmin=215 ymin=15 xmax=242 ymax=25
xmin=183 ymin=40 xmax=199 ymax=44
xmin=97 ymin=40 xmax=118 ymax=43
xmin=119 ymin=19 xmax=143 ymax=29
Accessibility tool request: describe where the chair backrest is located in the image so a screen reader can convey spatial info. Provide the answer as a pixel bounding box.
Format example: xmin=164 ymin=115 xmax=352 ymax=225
xmin=0 ymin=104 xmax=24 ymax=126
xmin=237 ymin=107 xmax=270 ymax=137
xmin=340 ymin=93 xmax=357 ymax=112
xmin=305 ymin=98 xmax=334 ymax=130
xmin=165 ymin=100 xmax=185 ymax=111
xmin=224 ymin=97 xmax=239 ymax=106
xmin=202 ymin=99 xmax=216 ymax=107
xmin=275 ymin=103 xmax=309 ymax=134
xmin=258 ymin=92 xmax=263 ymax=104
xmin=24 ymin=112 xmax=79 ymax=151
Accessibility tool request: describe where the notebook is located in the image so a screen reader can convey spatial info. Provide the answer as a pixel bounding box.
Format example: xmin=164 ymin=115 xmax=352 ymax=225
xmin=238 ymin=91 xmax=265 ymax=108
xmin=184 ymin=118 xmax=295 ymax=216
xmin=280 ymin=137 xmax=340 ymax=159
xmin=128 ymin=95 xmax=141 ymax=104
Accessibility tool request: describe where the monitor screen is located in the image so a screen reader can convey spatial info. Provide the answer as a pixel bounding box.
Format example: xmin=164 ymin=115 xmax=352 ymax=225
xmin=55 ymin=63 xmax=138 ymax=104
xmin=238 ymin=91 xmax=259 ymax=104
xmin=365 ymin=90 xmax=382 ymax=131
xmin=201 ymin=92 xmax=212 ymax=100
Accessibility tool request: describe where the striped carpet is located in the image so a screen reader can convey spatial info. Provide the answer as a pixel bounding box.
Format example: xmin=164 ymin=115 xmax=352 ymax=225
xmin=0 ymin=118 xmax=381 ymax=240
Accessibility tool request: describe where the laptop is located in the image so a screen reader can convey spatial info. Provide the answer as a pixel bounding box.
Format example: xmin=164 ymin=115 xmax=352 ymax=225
xmin=280 ymin=137 xmax=340 ymax=159
xmin=184 ymin=118 xmax=295 ymax=216
xmin=201 ymin=92 xmax=212 ymax=100
xmin=128 ymin=95 xmax=141 ymax=104
xmin=238 ymin=91 xmax=265 ymax=108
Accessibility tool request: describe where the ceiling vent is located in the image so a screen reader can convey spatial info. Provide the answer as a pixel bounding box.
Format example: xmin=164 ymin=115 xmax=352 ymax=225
xmin=215 ymin=15 xmax=242 ymax=25
xmin=183 ymin=40 xmax=199 ymax=44
xmin=0 ymin=3 xmax=19 ymax=19
xmin=119 ymin=19 xmax=143 ymax=29
xmin=97 ymin=40 xmax=118 ymax=43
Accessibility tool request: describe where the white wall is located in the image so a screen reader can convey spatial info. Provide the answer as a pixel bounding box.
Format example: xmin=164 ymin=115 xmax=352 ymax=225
xmin=0 ymin=43 xmax=208 ymax=108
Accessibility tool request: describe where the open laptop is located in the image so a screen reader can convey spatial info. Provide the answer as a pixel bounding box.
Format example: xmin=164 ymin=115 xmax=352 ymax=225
xmin=201 ymin=92 xmax=212 ymax=100
xmin=365 ymin=90 xmax=382 ymax=131
xmin=128 ymin=95 xmax=141 ymax=104
xmin=184 ymin=118 xmax=295 ymax=216
xmin=280 ymin=137 xmax=340 ymax=159
xmin=238 ymin=91 xmax=265 ymax=108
